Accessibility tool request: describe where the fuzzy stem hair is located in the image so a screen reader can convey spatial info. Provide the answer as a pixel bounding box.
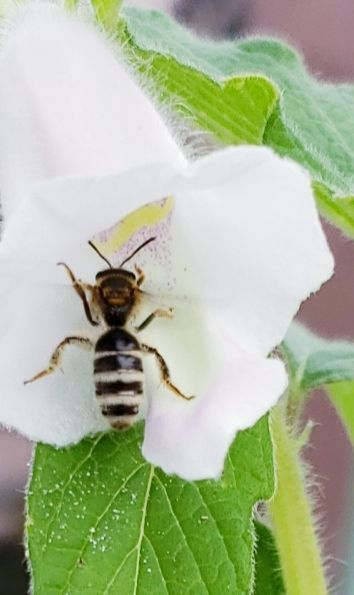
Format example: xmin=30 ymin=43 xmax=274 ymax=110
xmin=269 ymin=402 xmax=328 ymax=595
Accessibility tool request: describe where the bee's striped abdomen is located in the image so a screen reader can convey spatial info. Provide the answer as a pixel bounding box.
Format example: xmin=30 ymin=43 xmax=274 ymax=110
xmin=94 ymin=328 xmax=144 ymax=429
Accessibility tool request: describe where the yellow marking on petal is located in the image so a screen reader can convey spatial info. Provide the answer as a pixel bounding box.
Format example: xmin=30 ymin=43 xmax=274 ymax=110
xmin=95 ymin=196 xmax=175 ymax=255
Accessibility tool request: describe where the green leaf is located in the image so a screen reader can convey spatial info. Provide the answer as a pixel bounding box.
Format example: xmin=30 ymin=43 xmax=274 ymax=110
xmin=282 ymin=323 xmax=354 ymax=444
xmin=27 ymin=417 xmax=274 ymax=594
xmin=254 ymin=522 xmax=285 ymax=595
xmin=283 ymin=322 xmax=354 ymax=392
xmin=117 ymin=22 xmax=278 ymax=148
xmin=120 ymin=7 xmax=354 ymax=236
xmin=326 ymin=383 xmax=354 ymax=445
xmin=313 ymin=182 xmax=354 ymax=241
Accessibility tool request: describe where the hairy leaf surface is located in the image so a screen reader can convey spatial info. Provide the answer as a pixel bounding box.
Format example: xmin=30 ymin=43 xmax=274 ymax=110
xmin=27 ymin=418 xmax=274 ymax=594
xmin=283 ymin=323 xmax=354 ymax=444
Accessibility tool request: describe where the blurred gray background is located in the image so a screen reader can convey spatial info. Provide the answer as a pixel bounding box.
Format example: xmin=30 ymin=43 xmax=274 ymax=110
xmin=1 ymin=1 xmax=354 ymax=593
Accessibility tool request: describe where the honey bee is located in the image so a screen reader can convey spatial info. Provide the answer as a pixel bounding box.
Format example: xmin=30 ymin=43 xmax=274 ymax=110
xmin=24 ymin=237 xmax=193 ymax=429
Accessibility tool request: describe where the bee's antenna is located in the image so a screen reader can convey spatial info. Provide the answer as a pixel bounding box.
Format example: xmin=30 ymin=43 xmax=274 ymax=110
xmin=120 ymin=237 xmax=156 ymax=268
xmin=88 ymin=241 xmax=112 ymax=269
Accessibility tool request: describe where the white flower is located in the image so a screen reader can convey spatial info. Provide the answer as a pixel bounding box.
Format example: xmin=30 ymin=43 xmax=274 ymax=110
xmin=0 ymin=4 xmax=333 ymax=480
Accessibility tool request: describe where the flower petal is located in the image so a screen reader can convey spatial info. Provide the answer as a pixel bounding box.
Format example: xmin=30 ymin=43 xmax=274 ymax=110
xmin=0 ymin=3 xmax=183 ymax=221
xmin=82 ymin=146 xmax=333 ymax=358
xmin=171 ymin=146 xmax=334 ymax=356
xmin=0 ymin=167 xmax=177 ymax=445
xmin=0 ymin=146 xmax=331 ymax=455
xmin=142 ymin=334 xmax=288 ymax=480
xmin=0 ymin=146 xmax=333 ymax=356
xmin=0 ymin=282 xmax=108 ymax=445
xmin=0 ymin=163 xmax=177 ymax=280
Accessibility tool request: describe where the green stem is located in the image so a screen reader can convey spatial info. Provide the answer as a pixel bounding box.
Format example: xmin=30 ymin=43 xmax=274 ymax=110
xmin=91 ymin=0 xmax=123 ymax=32
xmin=268 ymin=403 xmax=327 ymax=595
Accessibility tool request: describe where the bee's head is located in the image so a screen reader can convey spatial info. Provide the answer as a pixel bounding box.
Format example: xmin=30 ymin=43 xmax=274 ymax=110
xmin=95 ymin=268 xmax=136 ymax=299
xmin=95 ymin=268 xmax=137 ymax=325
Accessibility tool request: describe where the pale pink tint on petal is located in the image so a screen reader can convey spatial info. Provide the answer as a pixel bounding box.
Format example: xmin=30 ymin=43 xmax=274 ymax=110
xmin=142 ymin=341 xmax=288 ymax=481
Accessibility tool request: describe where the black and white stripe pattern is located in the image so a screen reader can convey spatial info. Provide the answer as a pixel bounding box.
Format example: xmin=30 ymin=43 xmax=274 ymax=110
xmin=94 ymin=329 xmax=144 ymax=429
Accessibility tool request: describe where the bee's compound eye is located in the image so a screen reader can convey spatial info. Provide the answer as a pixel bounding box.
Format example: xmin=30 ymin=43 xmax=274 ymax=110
xmin=96 ymin=269 xmax=111 ymax=282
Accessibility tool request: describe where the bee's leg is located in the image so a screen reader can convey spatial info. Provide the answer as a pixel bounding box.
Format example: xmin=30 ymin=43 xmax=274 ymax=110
xmin=134 ymin=265 xmax=145 ymax=287
xmin=141 ymin=343 xmax=194 ymax=401
xmin=135 ymin=308 xmax=174 ymax=332
xmin=24 ymin=336 xmax=93 ymax=385
xmin=57 ymin=262 xmax=98 ymax=326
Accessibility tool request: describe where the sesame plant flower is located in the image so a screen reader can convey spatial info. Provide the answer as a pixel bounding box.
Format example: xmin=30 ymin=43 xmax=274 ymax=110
xmin=0 ymin=3 xmax=333 ymax=484
xmin=6 ymin=3 xmax=354 ymax=594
